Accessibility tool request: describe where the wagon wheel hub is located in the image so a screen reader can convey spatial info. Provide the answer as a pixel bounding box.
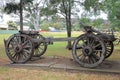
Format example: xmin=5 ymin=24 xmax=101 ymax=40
xmin=14 ymin=44 xmax=23 ymax=53
xmin=83 ymin=46 xmax=93 ymax=56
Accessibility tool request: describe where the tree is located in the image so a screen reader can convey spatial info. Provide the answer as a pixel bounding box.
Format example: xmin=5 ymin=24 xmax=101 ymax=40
xmin=83 ymin=0 xmax=104 ymax=16
xmin=82 ymin=0 xmax=120 ymax=31
xmin=92 ymin=18 xmax=103 ymax=29
xmin=46 ymin=0 xmax=108 ymax=49
xmin=45 ymin=0 xmax=75 ymax=49
xmin=4 ymin=0 xmax=33 ymax=31
xmin=104 ymin=0 xmax=120 ymax=30
xmin=79 ymin=18 xmax=91 ymax=26
xmin=24 ymin=0 xmax=47 ymax=30
xmin=7 ymin=21 xmax=18 ymax=30
xmin=60 ymin=0 xmax=74 ymax=49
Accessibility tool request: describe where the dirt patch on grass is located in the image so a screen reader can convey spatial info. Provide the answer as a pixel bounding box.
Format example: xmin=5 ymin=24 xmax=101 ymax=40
xmin=0 ymin=57 xmax=10 ymax=66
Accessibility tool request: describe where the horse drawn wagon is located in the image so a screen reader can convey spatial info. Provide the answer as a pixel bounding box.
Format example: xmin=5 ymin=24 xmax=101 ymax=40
xmin=4 ymin=26 xmax=116 ymax=68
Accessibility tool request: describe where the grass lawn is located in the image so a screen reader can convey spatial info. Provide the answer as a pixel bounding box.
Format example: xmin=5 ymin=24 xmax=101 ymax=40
xmin=0 ymin=31 xmax=120 ymax=80
xmin=0 ymin=67 xmax=120 ymax=80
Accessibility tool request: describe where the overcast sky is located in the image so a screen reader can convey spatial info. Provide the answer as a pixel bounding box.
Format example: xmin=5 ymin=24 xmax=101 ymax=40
xmin=0 ymin=0 xmax=108 ymax=20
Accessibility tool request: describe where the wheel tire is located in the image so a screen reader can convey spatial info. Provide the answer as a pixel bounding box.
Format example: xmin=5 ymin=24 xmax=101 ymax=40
xmin=33 ymin=34 xmax=47 ymax=57
xmin=5 ymin=34 xmax=34 ymax=63
xmin=105 ymin=41 xmax=114 ymax=59
xmin=72 ymin=34 xmax=106 ymax=68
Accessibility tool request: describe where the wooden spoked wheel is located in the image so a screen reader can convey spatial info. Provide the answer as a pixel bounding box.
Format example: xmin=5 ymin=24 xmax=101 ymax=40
xmin=72 ymin=34 xmax=106 ymax=68
xmin=105 ymin=41 xmax=114 ymax=59
xmin=5 ymin=34 xmax=34 ymax=63
xmin=33 ymin=34 xmax=47 ymax=57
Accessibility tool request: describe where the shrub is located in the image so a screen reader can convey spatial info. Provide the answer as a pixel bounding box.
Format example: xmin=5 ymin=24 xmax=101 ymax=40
xmin=7 ymin=21 xmax=18 ymax=30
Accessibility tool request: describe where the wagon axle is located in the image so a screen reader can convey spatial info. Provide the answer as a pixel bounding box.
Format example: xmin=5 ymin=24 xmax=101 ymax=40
xmin=83 ymin=46 xmax=93 ymax=56
xmin=14 ymin=45 xmax=23 ymax=53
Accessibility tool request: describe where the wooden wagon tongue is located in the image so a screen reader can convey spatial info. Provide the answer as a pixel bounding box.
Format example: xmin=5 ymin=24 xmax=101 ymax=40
xmin=4 ymin=26 xmax=116 ymax=68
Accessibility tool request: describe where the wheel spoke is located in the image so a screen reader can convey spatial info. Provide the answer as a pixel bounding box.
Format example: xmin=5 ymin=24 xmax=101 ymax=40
xmin=22 ymin=40 xmax=29 ymax=46
xmin=18 ymin=53 xmax=23 ymax=61
xmin=9 ymin=49 xmax=15 ymax=55
xmin=106 ymin=48 xmax=111 ymax=52
xmin=10 ymin=41 xmax=15 ymax=47
xmin=93 ymin=43 xmax=101 ymax=48
xmin=18 ymin=36 xmax=22 ymax=44
xmin=8 ymin=47 xmax=14 ymax=51
xmin=11 ymin=38 xmax=18 ymax=44
xmin=90 ymin=39 xmax=95 ymax=46
xmin=12 ymin=53 xmax=18 ymax=59
xmin=92 ymin=54 xmax=100 ymax=61
xmin=38 ymin=46 xmax=44 ymax=50
xmin=88 ymin=56 xmax=93 ymax=64
xmin=90 ymin=56 xmax=97 ymax=63
xmin=22 ymin=53 xmax=28 ymax=59
xmin=80 ymin=55 xmax=86 ymax=62
xmin=15 ymin=36 xmax=20 ymax=44
xmin=23 ymin=53 xmax=27 ymax=59
xmin=23 ymin=49 xmax=30 ymax=54
xmin=38 ymin=47 xmax=44 ymax=51
xmin=17 ymin=54 xmax=21 ymax=61
xmin=23 ymin=45 xmax=31 ymax=49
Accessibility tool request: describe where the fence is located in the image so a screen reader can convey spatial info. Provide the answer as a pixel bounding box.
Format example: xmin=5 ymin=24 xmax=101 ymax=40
xmin=0 ymin=30 xmax=18 ymax=34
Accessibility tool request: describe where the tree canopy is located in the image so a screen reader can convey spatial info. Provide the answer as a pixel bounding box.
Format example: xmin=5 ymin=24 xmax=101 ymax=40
xmin=104 ymin=0 xmax=120 ymax=30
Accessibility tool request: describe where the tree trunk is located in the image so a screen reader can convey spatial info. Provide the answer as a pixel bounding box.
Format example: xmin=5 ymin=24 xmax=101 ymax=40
xmin=66 ymin=18 xmax=72 ymax=50
xmin=20 ymin=0 xmax=23 ymax=31
xmin=33 ymin=8 xmax=40 ymax=30
xmin=62 ymin=0 xmax=72 ymax=50
xmin=66 ymin=0 xmax=72 ymax=50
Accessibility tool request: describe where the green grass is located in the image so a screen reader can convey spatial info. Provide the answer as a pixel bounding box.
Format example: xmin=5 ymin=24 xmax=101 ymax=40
xmin=0 ymin=68 xmax=120 ymax=80
xmin=44 ymin=42 xmax=72 ymax=57
xmin=41 ymin=31 xmax=83 ymax=38
xmin=0 ymin=34 xmax=11 ymax=44
xmin=0 ymin=67 xmax=9 ymax=73
xmin=0 ymin=34 xmax=11 ymax=57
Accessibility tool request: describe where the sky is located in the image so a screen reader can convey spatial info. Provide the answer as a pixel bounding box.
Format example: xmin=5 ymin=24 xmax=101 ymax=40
xmin=90 ymin=12 xmax=108 ymax=20
xmin=0 ymin=0 xmax=108 ymax=20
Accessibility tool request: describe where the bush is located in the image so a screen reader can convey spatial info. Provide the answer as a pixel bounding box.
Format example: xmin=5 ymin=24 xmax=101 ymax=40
xmin=40 ymin=22 xmax=50 ymax=30
xmin=40 ymin=22 xmax=61 ymax=30
xmin=49 ymin=22 xmax=61 ymax=29
xmin=7 ymin=21 xmax=18 ymax=30
xmin=72 ymin=23 xmax=81 ymax=31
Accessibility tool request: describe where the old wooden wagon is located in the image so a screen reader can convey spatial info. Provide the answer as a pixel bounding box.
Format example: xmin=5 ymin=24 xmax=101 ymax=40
xmin=4 ymin=26 xmax=116 ymax=68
